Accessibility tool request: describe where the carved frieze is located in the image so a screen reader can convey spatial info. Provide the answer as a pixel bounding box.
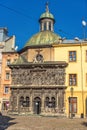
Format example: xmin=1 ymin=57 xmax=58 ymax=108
xmin=11 ymin=66 xmax=65 ymax=86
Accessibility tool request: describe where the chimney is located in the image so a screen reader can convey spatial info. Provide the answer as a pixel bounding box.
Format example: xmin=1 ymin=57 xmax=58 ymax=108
xmin=0 ymin=28 xmax=8 ymax=42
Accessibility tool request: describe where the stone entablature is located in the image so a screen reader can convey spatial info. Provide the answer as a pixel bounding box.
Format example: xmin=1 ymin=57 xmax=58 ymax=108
xmin=11 ymin=67 xmax=65 ymax=86
xmin=10 ymin=62 xmax=67 ymax=87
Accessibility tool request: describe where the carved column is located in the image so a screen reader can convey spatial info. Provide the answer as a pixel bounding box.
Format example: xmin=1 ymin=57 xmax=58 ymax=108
xmin=17 ymin=89 xmax=19 ymax=113
xmin=30 ymin=90 xmax=33 ymax=114
xmin=17 ymin=94 xmax=19 ymax=112
xmin=41 ymin=89 xmax=45 ymax=114
xmin=63 ymin=89 xmax=66 ymax=113
xmin=47 ymin=21 xmax=49 ymax=30
xmin=56 ymin=89 xmax=59 ymax=112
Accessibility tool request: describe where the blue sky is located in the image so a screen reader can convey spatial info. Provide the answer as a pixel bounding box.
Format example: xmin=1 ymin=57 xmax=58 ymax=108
xmin=0 ymin=0 xmax=87 ymax=50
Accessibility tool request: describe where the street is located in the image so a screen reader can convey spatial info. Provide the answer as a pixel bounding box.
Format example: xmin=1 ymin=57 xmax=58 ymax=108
xmin=0 ymin=114 xmax=87 ymax=130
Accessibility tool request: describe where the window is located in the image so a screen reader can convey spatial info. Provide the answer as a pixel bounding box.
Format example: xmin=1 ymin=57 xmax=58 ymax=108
xmin=36 ymin=54 xmax=43 ymax=62
xmin=6 ymin=59 xmax=11 ymax=65
xmin=45 ymin=97 xmax=56 ymax=108
xmin=51 ymin=97 xmax=56 ymax=108
xmin=20 ymin=96 xmax=24 ymax=107
xmin=49 ymin=22 xmax=51 ymax=31
xmin=6 ymin=72 xmax=10 ymax=80
xmin=69 ymin=51 xmax=76 ymax=62
xmin=44 ymin=22 xmax=46 ymax=31
xmin=4 ymin=86 xmax=9 ymax=94
xmin=26 ymin=97 xmax=30 ymax=107
xmin=69 ymin=74 xmax=77 ymax=86
xmin=20 ymin=96 xmax=30 ymax=107
xmin=69 ymin=97 xmax=77 ymax=113
xmin=45 ymin=97 xmax=49 ymax=107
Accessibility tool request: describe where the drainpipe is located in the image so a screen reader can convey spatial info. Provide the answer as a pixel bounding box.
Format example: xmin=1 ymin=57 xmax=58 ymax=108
xmin=80 ymin=42 xmax=84 ymax=118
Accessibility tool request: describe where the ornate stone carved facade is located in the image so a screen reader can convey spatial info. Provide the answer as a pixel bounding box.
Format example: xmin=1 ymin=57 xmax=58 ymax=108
xmin=9 ymin=63 xmax=67 ymax=116
xmin=11 ymin=66 xmax=65 ymax=86
xmin=10 ymin=88 xmax=65 ymax=114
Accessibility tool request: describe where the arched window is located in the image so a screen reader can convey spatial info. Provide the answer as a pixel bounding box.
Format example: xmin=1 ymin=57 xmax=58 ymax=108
xmin=26 ymin=96 xmax=30 ymax=107
xmin=49 ymin=22 xmax=51 ymax=31
xmin=45 ymin=97 xmax=49 ymax=107
xmin=44 ymin=22 xmax=47 ymax=31
xmin=51 ymin=97 xmax=56 ymax=108
xmin=20 ymin=96 xmax=24 ymax=107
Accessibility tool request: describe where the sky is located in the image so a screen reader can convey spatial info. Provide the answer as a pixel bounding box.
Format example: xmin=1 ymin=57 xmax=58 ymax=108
xmin=0 ymin=0 xmax=87 ymax=50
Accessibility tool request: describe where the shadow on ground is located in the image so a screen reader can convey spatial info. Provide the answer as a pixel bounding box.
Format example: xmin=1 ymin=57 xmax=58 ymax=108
xmin=81 ymin=121 xmax=87 ymax=127
xmin=0 ymin=114 xmax=16 ymax=130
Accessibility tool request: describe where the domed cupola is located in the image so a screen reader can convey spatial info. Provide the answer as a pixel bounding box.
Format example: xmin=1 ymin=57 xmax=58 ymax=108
xmin=39 ymin=2 xmax=55 ymax=32
xmin=24 ymin=3 xmax=61 ymax=47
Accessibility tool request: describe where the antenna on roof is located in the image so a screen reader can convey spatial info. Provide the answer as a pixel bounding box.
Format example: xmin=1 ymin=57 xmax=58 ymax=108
xmin=74 ymin=37 xmax=80 ymax=41
xmin=15 ymin=46 xmax=18 ymax=51
xmin=46 ymin=1 xmax=49 ymax=12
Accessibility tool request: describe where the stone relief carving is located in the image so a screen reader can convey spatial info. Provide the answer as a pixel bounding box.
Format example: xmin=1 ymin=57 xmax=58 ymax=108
xmin=11 ymin=67 xmax=65 ymax=86
xmin=10 ymin=65 xmax=66 ymax=114
xmin=9 ymin=84 xmax=66 ymax=114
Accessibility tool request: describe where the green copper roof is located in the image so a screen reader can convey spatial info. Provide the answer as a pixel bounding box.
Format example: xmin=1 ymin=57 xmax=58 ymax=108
xmin=25 ymin=31 xmax=61 ymax=47
xmin=40 ymin=12 xmax=54 ymax=20
xmin=12 ymin=55 xmax=28 ymax=65
xmin=40 ymin=2 xmax=54 ymax=20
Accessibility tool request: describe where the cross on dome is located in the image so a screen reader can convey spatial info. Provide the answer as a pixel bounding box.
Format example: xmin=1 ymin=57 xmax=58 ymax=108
xmin=46 ymin=2 xmax=49 ymax=12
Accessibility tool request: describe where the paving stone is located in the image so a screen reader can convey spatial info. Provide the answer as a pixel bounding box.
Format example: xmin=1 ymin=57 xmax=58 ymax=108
xmin=0 ymin=114 xmax=87 ymax=130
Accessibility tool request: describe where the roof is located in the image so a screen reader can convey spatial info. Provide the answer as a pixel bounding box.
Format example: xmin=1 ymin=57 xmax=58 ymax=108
xmin=39 ymin=2 xmax=55 ymax=21
xmin=12 ymin=55 xmax=28 ymax=65
xmin=40 ymin=11 xmax=54 ymax=20
xmin=25 ymin=31 xmax=61 ymax=47
xmin=9 ymin=60 xmax=68 ymax=68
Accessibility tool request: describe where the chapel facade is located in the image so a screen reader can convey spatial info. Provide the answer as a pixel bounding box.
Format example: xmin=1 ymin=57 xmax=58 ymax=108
xmin=7 ymin=3 xmax=87 ymax=118
xmin=8 ymin=4 xmax=68 ymax=116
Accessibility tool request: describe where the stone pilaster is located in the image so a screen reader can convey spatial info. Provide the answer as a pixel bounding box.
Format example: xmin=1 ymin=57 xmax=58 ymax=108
xmin=30 ymin=90 xmax=33 ymax=114
xmin=56 ymin=89 xmax=59 ymax=112
xmin=41 ymin=90 xmax=45 ymax=113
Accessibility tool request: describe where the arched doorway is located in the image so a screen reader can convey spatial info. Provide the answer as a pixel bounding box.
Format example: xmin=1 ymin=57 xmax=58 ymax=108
xmin=33 ymin=97 xmax=41 ymax=114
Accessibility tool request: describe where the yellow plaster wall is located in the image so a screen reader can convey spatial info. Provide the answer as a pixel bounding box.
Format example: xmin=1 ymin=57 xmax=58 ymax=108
xmin=54 ymin=43 xmax=87 ymax=117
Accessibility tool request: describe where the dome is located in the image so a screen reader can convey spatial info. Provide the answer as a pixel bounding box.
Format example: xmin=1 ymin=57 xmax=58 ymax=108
xmin=39 ymin=2 xmax=55 ymax=22
xmin=25 ymin=31 xmax=61 ymax=47
xmin=40 ymin=11 xmax=54 ymax=20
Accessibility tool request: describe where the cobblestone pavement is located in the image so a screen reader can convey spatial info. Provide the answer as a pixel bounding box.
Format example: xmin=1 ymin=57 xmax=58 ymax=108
xmin=0 ymin=114 xmax=87 ymax=130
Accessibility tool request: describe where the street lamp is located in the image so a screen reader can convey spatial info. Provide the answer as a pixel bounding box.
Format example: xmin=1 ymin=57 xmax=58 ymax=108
xmin=82 ymin=20 xmax=87 ymax=26
xmin=36 ymin=102 xmax=38 ymax=106
xmin=82 ymin=20 xmax=87 ymax=40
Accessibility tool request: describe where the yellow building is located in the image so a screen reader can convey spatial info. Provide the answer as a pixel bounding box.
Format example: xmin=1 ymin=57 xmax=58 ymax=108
xmin=54 ymin=41 xmax=87 ymax=118
xmin=1 ymin=4 xmax=87 ymax=118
